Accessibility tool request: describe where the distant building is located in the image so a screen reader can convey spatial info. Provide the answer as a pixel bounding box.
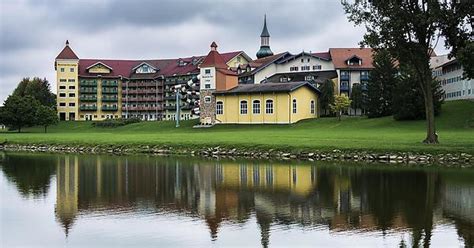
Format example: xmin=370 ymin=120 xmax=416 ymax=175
xmin=199 ymin=42 xmax=320 ymax=125
xmin=432 ymin=57 xmax=474 ymax=101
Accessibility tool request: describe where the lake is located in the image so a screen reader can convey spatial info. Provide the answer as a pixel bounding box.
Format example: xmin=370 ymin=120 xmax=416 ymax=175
xmin=0 ymin=152 xmax=473 ymax=247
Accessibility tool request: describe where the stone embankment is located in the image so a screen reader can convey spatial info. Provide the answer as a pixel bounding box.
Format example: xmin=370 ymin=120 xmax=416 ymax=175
xmin=1 ymin=143 xmax=473 ymax=167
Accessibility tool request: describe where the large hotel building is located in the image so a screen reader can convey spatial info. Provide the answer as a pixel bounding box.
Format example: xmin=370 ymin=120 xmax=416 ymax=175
xmin=55 ymin=16 xmax=378 ymax=122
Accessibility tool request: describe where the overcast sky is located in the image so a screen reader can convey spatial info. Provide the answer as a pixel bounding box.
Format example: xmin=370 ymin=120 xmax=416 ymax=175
xmin=0 ymin=0 xmax=449 ymax=104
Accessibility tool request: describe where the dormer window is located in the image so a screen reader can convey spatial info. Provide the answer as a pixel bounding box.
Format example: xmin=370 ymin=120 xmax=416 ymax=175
xmin=134 ymin=62 xmax=157 ymax=74
xmin=178 ymin=60 xmax=186 ymax=67
xmin=347 ymin=56 xmax=362 ymax=66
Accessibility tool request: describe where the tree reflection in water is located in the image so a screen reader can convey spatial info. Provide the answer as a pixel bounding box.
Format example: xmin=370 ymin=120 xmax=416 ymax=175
xmin=1 ymin=153 xmax=473 ymax=247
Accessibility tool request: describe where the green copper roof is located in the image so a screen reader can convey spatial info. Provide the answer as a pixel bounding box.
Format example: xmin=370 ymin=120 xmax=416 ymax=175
xmin=256 ymin=46 xmax=274 ymax=59
xmin=260 ymin=15 xmax=270 ymax=37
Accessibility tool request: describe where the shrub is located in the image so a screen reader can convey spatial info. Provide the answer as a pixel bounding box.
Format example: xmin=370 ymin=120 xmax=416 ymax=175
xmin=93 ymin=118 xmax=141 ymax=128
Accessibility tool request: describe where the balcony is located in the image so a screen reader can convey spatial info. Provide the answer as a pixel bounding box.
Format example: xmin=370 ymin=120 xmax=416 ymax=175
xmin=122 ymin=106 xmax=163 ymax=111
xmin=102 ymin=96 xmax=119 ymax=102
xmin=102 ymin=80 xmax=119 ymax=87
xmin=80 ymin=105 xmax=97 ymax=111
xmin=102 ymin=88 xmax=119 ymax=94
xmin=80 ymin=96 xmax=97 ymax=102
xmin=340 ymin=74 xmax=350 ymax=80
xmin=124 ymin=97 xmax=162 ymax=102
xmin=102 ymin=105 xmax=118 ymax=111
xmin=340 ymin=83 xmax=349 ymax=91
xmin=164 ymin=95 xmax=176 ymax=100
xmin=80 ymin=88 xmax=97 ymax=93
xmin=80 ymin=80 xmax=97 ymax=87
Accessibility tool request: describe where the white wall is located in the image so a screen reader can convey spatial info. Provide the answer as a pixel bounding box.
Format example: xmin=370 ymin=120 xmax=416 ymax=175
xmin=200 ymin=67 xmax=216 ymax=90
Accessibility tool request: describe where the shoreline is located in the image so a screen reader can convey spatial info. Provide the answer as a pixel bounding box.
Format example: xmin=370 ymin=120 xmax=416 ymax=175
xmin=1 ymin=143 xmax=473 ymax=168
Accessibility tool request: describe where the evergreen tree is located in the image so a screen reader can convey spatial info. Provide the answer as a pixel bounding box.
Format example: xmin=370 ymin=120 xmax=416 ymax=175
xmin=13 ymin=77 xmax=56 ymax=107
xmin=393 ymin=66 xmax=443 ymax=121
xmin=35 ymin=105 xmax=58 ymax=133
xmin=366 ymin=50 xmax=398 ymax=118
xmin=318 ymin=79 xmax=335 ymax=116
xmin=0 ymin=95 xmax=39 ymax=132
xmin=350 ymin=83 xmax=363 ymax=116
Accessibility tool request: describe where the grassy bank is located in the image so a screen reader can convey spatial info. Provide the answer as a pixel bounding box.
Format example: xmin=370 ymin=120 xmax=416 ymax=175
xmin=1 ymin=100 xmax=473 ymax=154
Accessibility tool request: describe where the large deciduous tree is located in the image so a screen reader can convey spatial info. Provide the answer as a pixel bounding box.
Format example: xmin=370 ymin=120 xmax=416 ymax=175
xmin=13 ymin=77 xmax=56 ymax=108
xmin=0 ymin=95 xmax=39 ymax=133
xmin=342 ymin=0 xmax=471 ymax=143
xmin=318 ymin=79 xmax=335 ymax=116
xmin=366 ymin=50 xmax=398 ymax=118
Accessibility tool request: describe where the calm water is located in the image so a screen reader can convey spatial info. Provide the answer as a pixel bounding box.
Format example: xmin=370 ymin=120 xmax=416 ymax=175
xmin=0 ymin=153 xmax=473 ymax=247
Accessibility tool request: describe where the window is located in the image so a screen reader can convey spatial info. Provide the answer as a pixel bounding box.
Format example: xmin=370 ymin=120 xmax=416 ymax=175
xmin=310 ymin=100 xmax=315 ymax=114
xmin=290 ymin=66 xmax=299 ymax=72
xmin=69 ymin=86 xmax=75 ymax=89
xmin=68 ymin=79 xmax=75 ymax=82
xmin=292 ymin=99 xmax=297 ymax=114
xmin=70 ymin=68 xmax=74 ymax=72
xmin=204 ymin=96 xmax=211 ymax=103
xmin=205 ymin=83 xmax=211 ymax=89
xmin=313 ymin=65 xmax=322 ymax=70
xmin=60 ymin=68 xmax=65 ymax=72
xmin=253 ymin=100 xmax=260 ymax=114
xmin=216 ymin=101 xmax=223 ymax=115
xmin=69 ymin=103 xmax=75 ymax=107
xmin=301 ymin=65 xmax=310 ymax=71
xmin=205 ymin=69 xmax=211 ymax=75
xmin=59 ymin=79 xmax=67 ymax=82
xmin=265 ymin=100 xmax=273 ymax=114
xmin=237 ymin=57 xmax=241 ymax=62
xmin=59 ymin=102 xmax=66 ymax=106
xmin=69 ymin=93 xmax=75 ymax=97
xmin=307 ymin=58 xmax=310 ymax=62
xmin=59 ymin=93 xmax=66 ymax=97
xmin=301 ymin=59 xmax=304 ymax=63
xmin=59 ymin=86 xmax=66 ymax=90
xmin=240 ymin=100 xmax=248 ymax=114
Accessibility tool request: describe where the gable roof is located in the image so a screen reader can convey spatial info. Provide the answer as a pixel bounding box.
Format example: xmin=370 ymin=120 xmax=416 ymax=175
xmin=214 ymin=81 xmax=320 ymax=95
xmin=329 ymin=48 xmax=374 ymax=69
xmin=86 ymin=61 xmax=114 ymax=70
xmin=276 ymin=51 xmax=331 ymax=64
xmin=200 ymin=50 xmax=228 ymax=69
xmin=239 ymin=52 xmax=291 ymax=77
xmin=56 ymin=43 xmax=79 ymax=60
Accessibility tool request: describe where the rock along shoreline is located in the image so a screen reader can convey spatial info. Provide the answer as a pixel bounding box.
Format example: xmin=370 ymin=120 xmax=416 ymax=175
xmin=1 ymin=143 xmax=473 ymax=168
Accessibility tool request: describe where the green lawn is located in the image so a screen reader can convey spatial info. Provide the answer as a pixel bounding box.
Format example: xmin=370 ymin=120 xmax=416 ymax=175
xmin=1 ymin=100 xmax=473 ymax=154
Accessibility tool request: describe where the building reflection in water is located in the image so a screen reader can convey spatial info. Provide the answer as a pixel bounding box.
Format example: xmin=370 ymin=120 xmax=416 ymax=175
xmin=47 ymin=155 xmax=474 ymax=247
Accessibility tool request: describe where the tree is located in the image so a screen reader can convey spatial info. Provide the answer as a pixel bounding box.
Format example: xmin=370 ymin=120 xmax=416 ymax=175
xmin=13 ymin=77 xmax=56 ymax=108
xmin=318 ymin=79 xmax=335 ymax=116
xmin=342 ymin=0 xmax=446 ymax=143
xmin=366 ymin=50 xmax=398 ymax=118
xmin=393 ymin=66 xmax=444 ymax=120
xmin=36 ymin=105 xmax=58 ymax=133
xmin=0 ymin=95 xmax=39 ymax=133
xmin=330 ymin=94 xmax=352 ymax=121
xmin=436 ymin=1 xmax=473 ymax=79
xmin=350 ymin=83 xmax=363 ymax=116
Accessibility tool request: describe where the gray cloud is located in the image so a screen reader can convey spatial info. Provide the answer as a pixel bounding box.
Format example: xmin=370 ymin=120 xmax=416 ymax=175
xmin=0 ymin=0 xmax=447 ymax=104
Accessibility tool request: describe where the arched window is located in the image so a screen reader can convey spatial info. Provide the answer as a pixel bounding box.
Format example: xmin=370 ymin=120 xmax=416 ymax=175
xmin=310 ymin=100 xmax=315 ymax=114
xmin=240 ymin=100 xmax=248 ymax=114
xmin=292 ymin=99 xmax=297 ymax=114
xmin=265 ymin=100 xmax=273 ymax=114
xmin=216 ymin=101 xmax=223 ymax=115
xmin=253 ymin=100 xmax=261 ymax=114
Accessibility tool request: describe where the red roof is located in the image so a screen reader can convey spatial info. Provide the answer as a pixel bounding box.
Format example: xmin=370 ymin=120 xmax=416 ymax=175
xmin=56 ymin=45 xmax=79 ymax=60
xmin=77 ymin=51 xmax=243 ymax=78
xmin=329 ymin=48 xmax=374 ymax=69
xmin=200 ymin=50 xmax=228 ymax=69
